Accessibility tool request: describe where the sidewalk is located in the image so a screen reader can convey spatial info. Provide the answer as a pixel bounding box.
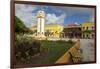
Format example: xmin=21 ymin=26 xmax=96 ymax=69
xmin=55 ymin=40 xmax=81 ymax=64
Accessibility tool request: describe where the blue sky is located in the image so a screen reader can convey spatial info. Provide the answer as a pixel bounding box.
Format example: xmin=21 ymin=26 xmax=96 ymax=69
xmin=15 ymin=4 xmax=95 ymax=27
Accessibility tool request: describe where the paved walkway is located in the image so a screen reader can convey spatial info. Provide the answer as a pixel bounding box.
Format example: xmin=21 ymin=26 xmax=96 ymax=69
xmin=55 ymin=40 xmax=81 ymax=64
xmin=48 ymin=38 xmax=79 ymax=42
xmin=80 ymin=39 xmax=95 ymax=62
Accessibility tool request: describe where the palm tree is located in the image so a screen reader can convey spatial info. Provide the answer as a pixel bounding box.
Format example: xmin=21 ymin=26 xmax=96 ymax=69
xmin=45 ymin=30 xmax=50 ymax=37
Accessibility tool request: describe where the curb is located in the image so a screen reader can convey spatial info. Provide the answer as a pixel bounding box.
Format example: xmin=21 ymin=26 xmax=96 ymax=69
xmin=55 ymin=40 xmax=81 ymax=64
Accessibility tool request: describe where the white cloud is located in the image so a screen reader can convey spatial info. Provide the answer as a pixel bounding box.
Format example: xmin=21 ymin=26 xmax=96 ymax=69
xmin=90 ymin=15 xmax=95 ymax=23
xmin=75 ymin=22 xmax=79 ymax=25
xmin=15 ymin=4 xmax=37 ymax=27
xmin=90 ymin=17 xmax=94 ymax=22
xmin=15 ymin=4 xmax=94 ymax=27
xmin=15 ymin=4 xmax=66 ymax=27
xmin=46 ymin=13 xmax=66 ymax=24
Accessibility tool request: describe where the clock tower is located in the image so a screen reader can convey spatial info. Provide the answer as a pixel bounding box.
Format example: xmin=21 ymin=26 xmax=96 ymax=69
xmin=36 ymin=10 xmax=45 ymax=37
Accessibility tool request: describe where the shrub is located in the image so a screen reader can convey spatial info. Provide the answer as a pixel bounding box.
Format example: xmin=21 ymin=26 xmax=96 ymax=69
xmin=67 ymin=40 xmax=73 ymax=44
xmin=57 ymin=40 xmax=66 ymax=43
xmin=15 ymin=36 xmax=41 ymax=62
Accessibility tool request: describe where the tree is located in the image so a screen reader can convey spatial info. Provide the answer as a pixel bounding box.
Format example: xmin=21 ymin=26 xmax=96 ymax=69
xmin=14 ymin=16 xmax=33 ymax=34
xmin=45 ymin=30 xmax=51 ymax=37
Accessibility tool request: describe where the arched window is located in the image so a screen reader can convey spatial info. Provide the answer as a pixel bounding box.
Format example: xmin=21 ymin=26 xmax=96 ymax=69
xmin=86 ymin=27 xmax=88 ymax=30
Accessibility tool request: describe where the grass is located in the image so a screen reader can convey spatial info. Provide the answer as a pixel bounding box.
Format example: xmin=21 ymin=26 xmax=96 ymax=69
xmin=15 ymin=35 xmax=75 ymax=65
xmin=35 ymin=40 xmax=74 ymax=64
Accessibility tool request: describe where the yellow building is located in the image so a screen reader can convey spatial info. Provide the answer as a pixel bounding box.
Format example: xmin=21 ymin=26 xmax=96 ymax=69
xmin=81 ymin=22 xmax=95 ymax=38
xmin=30 ymin=24 xmax=64 ymax=38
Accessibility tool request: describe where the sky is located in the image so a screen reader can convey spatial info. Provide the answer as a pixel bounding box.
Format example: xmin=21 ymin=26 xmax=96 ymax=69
xmin=15 ymin=3 xmax=95 ymax=27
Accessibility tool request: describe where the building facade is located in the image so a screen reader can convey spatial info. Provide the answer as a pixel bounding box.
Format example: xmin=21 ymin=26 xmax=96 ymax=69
xmin=81 ymin=22 xmax=95 ymax=39
xmin=63 ymin=23 xmax=81 ymax=38
xmin=30 ymin=24 xmax=63 ymax=38
xmin=30 ymin=10 xmax=95 ymax=39
xmin=30 ymin=10 xmax=64 ymax=38
xmin=45 ymin=24 xmax=63 ymax=38
xmin=30 ymin=22 xmax=95 ymax=39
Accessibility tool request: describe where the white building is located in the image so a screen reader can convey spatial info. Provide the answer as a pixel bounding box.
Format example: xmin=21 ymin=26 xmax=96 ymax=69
xmin=37 ymin=10 xmax=45 ymax=37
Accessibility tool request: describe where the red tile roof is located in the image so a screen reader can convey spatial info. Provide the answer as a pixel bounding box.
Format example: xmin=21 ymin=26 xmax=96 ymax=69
xmin=65 ymin=23 xmax=81 ymax=28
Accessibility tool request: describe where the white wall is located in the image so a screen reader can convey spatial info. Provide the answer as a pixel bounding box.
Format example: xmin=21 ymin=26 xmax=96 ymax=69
xmin=0 ymin=0 xmax=100 ymax=69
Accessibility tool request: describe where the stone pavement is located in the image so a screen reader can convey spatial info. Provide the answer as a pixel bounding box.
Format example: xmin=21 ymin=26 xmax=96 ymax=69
xmin=80 ymin=39 xmax=95 ymax=62
xmin=55 ymin=40 xmax=81 ymax=64
xmin=48 ymin=38 xmax=78 ymax=42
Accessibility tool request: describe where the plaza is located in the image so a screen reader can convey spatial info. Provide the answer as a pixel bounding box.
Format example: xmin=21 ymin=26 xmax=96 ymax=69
xmin=80 ymin=39 xmax=95 ymax=62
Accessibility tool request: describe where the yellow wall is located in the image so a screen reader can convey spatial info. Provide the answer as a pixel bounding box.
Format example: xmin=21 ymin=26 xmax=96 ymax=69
xmin=30 ymin=24 xmax=63 ymax=38
xmin=45 ymin=24 xmax=63 ymax=32
xmin=45 ymin=24 xmax=63 ymax=38
xmin=81 ymin=22 xmax=94 ymax=31
xmin=81 ymin=22 xmax=95 ymax=38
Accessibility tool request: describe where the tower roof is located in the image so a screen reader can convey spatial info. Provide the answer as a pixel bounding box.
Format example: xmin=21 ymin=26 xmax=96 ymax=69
xmin=37 ymin=10 xmax=45 ymax=18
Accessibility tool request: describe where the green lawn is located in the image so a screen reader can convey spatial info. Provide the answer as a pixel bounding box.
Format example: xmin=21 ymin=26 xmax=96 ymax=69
xmin=36 ymin=40 xmax=74 ymax=64
xmin=15 ymin=37 xmax=75 ymax=65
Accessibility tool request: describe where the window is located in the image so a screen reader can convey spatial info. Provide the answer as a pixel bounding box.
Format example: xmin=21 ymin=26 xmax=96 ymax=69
xmin=86 ymin=27 xmax=88 ymax=30
xmin=87 ymin=34 xmax=88 ymax=38
xmin=92 ymin=26 xmax=94 ymax=30
xmin=83 ymin=27 xmax=85 ymax=30
xmin=83 ymin=34 xmax=85 ymax=38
